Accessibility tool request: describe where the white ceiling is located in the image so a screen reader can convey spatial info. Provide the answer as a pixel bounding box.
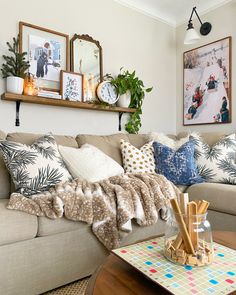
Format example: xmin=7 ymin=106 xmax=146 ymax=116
xmin=114 ymin=0 xmax=233 ymax=26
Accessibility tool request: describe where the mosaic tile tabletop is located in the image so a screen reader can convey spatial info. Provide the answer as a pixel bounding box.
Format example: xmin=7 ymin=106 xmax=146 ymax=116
xmin=112 ymin=237 xmax=236 ymax=295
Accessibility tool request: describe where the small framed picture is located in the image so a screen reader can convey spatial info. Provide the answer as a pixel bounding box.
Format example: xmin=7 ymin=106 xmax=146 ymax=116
xmin=19 ymin=21 xmax=69 ymax=91
xmin=60 ymin=71 xmax=84 ymax=101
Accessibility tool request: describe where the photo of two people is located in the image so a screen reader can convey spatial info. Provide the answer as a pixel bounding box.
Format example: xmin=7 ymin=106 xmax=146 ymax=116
xmin=28 ymin=35 xmax=61 ymax=82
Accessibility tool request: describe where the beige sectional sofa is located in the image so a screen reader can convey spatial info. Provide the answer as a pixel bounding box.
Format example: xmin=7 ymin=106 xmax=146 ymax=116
xmin=0 ymin=131 xmax=235 ymax=295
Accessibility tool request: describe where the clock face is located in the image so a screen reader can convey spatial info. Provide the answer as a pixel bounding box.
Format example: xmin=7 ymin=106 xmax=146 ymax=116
xmin=98 ymin=82 xmax=118 ymax=104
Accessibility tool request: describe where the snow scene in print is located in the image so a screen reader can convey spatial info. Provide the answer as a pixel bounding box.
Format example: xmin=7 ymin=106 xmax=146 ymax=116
xmin=184 ymin=37 xmax=231 ymax=125
xmin=28 ymin=35 xmax=62 ymax=82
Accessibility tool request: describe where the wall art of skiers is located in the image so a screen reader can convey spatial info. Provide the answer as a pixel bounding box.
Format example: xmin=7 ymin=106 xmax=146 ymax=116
xmin=184 ymin=37 xmax=231 ymax=125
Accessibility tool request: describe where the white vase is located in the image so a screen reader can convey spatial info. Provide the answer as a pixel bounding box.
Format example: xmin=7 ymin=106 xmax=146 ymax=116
xmin=6 ymin=76 xmax=24 ymax=94
xmin=117 ymin=90 xmax=131 ymax=108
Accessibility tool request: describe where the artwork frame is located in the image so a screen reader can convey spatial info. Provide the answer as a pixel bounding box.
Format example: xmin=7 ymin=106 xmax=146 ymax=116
xmin=19 ymin=21 xmax=69 ymax=91
xmin=183 ymin=37 xmax=232 ymax=126
xmin=60 ymin=70 xmax=84 ymax=102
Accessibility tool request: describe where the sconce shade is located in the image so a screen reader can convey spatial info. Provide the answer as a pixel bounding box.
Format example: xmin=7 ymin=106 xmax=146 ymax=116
xmin=184 ymin=27 xmax=200 ymax=45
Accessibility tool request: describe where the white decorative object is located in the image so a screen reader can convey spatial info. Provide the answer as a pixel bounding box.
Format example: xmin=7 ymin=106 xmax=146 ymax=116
xmin=120 ymin=139 xmax=155 ymax=174
xmin=59 ymin=144 xmax=124 ymax=182
xmin=149 ymin=133 xmax=190 ymax=150
xmin=6 ymin=76 xmax=24 ymax=94
xmin=117 ymin=90 xmax=131 ymax=108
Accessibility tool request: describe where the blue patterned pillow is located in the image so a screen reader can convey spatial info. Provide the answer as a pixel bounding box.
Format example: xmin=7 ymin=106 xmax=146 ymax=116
xmin=152 ymin=140 xmax=204 ymax=185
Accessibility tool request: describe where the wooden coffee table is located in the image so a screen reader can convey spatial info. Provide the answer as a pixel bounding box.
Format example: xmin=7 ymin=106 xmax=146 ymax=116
xmin=85 ymin=231 xmax=236 ymax=295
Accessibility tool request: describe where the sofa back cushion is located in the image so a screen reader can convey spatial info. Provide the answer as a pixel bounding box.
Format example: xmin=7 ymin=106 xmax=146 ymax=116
xmin=6 ymin=132 xmax=78 ymax=147
xmin=76 ymin=133 xmax=148 ymax=165
xmin=0 ymin=130 xmax=11 ymax=198
xmin=178 ymin=132 xmax=226 ymax=147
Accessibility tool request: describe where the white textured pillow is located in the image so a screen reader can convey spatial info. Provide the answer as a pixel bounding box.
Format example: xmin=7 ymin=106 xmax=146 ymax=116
xmin=120 ymin=139 xmax=155 ymax=173
xmin=59 ymin=144 xmax=124 ymax=182
xmin=149 ymin=132 xmax=189 ymax=150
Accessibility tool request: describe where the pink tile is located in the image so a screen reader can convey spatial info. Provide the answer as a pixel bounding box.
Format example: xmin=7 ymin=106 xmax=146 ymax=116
xmin=186 ymin=271 xmax=192 ymax=275
xmin=189 ymin=283 xmax=195 ymax=287
xmin=191 ymin=289 xmax=198 ymax=294
xmin=121 ymin=250 xmax=127 ymax=253
xmin=188 ymin=277 xmax=194 ymax=281
xmin=150 ymin=269 xmax=157 ymax=273
xmin=226 ymin=279 xmax=234 ymax=284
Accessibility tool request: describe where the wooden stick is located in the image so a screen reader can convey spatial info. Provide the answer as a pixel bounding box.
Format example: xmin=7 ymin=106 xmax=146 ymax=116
xmin=197 ymin=200 xmax=209 ymax=214
xmin=170 ymin=199 xmax=195 ymax=254
xmin=179 ymin=193 xmax=189 ymax=215
xmin=187 ymin=201 xmax=198 ymax=249
xmin=173 ymin=193 xmax=189 ymax=250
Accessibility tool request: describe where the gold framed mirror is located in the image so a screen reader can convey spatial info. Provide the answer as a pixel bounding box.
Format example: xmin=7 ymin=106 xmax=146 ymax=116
xmin=70 ymin=34 xmax=103 ymax=100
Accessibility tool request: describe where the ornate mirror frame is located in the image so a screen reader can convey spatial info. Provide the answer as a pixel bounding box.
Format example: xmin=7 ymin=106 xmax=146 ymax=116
xmin=70 ymin=34 xmax=103 ymax=84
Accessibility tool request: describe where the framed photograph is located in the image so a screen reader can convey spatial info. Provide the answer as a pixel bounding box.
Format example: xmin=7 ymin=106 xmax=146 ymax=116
xmin=61 ymin=71 xmax=83 ymax=101
xmin=183 ymin=37 xmax=231 ymax=126
xmin=19 ymin=21 xmax=69 ymax=91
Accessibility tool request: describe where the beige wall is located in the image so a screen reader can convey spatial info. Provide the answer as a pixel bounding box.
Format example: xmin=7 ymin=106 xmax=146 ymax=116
xmin=176 ymin=1 xmax=236 ymax=134
xmin=0 ymin=0 xmax=176 ymax=136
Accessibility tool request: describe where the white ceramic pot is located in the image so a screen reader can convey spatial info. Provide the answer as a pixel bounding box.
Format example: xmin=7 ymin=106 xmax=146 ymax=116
xmin=117 ymin=90 xmax=131 ymax=108
xmin=6 ymin=76 xmax=24 ymax=94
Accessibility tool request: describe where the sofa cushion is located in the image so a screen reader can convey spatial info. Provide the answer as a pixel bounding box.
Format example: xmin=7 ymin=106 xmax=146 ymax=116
xmin=37 ymin=216 xmax=83 ymax=237
xmin=6 ymin=132 xmax=78 ymax=148
xmin=0 ymin=199 xmax=38 ymax=245
xmin=76 ymin=134 xmax=131 ymax=165
xmin=0 ymin=130 xmax=10 ymax=199
xmin=153 ymin=140 xmax=204 ymax=185
xmin=120 ymin=139 xmax=155 ymax=173
xmin=59 ymin=144 xmax=124 ymax=182
xmin=149 ymin=133 xmax=189 ymax=150
xmin=187 ymin=182 xmax=236 ymax=215
xmin=178 ymin=132 xmax=226 ymax=147
xmin=190 ymin=133 xmax=236 ymax=184
xmin=0 ymin=134 xmax=72 ymax=196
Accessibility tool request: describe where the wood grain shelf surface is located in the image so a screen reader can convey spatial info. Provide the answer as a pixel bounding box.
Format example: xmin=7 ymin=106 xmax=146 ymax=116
xmin=1 ymin=93 xmax=136 ymax=114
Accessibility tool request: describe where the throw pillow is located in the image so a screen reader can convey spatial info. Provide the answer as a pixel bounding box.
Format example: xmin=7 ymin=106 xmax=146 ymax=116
xmin=153 ymin=140 xmax=204 ymax=185
xmin=58 ymin=144 xmax=124 ymax=182
xmin=190 ymin=133 xmax=236 ymax=184
xmin=149 ymin=132 xmax=189 ymax=150
xmin=0 ymin=134 xmax=72 ymax=196
xmin=120 ymin=139 xmax=155 ymax=173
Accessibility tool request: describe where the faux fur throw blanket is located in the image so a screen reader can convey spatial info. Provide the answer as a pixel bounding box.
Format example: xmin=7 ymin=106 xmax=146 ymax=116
xmin=7 ymin=173 xmax=180 ymax=249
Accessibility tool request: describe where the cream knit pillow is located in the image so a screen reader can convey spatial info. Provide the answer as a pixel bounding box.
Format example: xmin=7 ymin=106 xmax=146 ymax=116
xmin=120 ymin=139 xmax=155 ymax=173
xmin=59 ymin=144 xmax=124 ymax=182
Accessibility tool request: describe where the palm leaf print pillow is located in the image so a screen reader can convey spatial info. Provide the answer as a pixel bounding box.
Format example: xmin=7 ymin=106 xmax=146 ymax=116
xmin=0 ymin=134 xmax=72 ymax=196
xmin=190 ymin=133 xmax=236 ymax=184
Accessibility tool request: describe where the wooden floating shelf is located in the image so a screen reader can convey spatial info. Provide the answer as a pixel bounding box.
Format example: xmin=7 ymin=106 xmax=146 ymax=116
xmin=1 ymin=92 xmax=136 ymax=113
xmin=1 ymin=92 xmax=136 ymax=130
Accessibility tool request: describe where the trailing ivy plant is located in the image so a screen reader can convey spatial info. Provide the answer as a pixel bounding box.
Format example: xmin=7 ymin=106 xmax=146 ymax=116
xmin=105 ymin=68 xmax=152 ymax=134
xmin=1 ymin=35 xmax=30 ymax=78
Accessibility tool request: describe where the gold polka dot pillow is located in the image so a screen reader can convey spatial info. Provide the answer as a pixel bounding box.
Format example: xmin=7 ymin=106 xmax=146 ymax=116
xmin=120 ymin=139 xmax=155 ymax=173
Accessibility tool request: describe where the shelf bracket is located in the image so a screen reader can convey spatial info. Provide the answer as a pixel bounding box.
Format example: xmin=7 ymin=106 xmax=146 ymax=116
xmin=15 ymin=100 xmax=21 ymax=127
xmin=118 ymin=112 xmax=124 ymax=131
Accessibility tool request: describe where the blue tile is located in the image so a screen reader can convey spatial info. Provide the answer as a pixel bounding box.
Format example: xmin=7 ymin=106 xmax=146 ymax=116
xmin=227 ymin=271 xmax=235 ymax=276
xmin=209 ymin=279 xmax=219 ymax=285
xmin=147 ymin=246 xmax=154 ymax=249
xmin=184 ymin=265 xmax=193 ymax=270
xmin=217 ymin=253 xmax=224 ymax=257
xmin=207 ymin=287 xmax=215 ymax=293
xmin=145 ymin=261 xmax=153 ymax=266
xmin=165 ymin=273 xmax=174 ymax=278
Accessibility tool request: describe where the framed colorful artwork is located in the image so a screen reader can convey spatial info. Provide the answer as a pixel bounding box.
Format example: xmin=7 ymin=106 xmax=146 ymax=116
xmin=183 ymin=37 xmax=231 ymax=125
xmin=60 ymin=71 xmax=83 ymax=101
xmin=19 ymin=21 xmax=69 ymax=91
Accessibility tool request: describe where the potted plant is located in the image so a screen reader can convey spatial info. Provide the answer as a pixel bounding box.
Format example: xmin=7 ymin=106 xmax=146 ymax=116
xmin=1 ymin=35 xmax=30 ymax=94
xmin=106 ymin=68 xmax=152 ymax=134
